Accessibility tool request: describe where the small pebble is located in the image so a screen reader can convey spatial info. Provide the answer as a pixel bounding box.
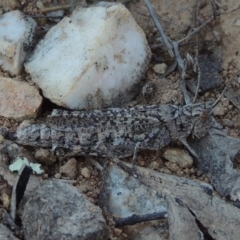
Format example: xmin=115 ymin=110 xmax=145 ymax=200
xmin=114 ymin=228 xmax=122 ymax=237
xmin=223 ymin=119 xmax=234 ymax=127
xmin=165 ymin=162 xmax=179 ymax=173
xmin=54 ymin=173 xmax=61 ymax=179
xmin=162 ymin=168 xmax=172 ymax=174
xmin=149 ymin=161 xmax=159 ymax=169
xmin=222 ymin=98 xmax=229 ymax=107
xmin=35 ymin=148 xmax=56 ymax=165
xmin=153 ymin=63 xmax=167 ymax=74
xmin=138 ymin=160 xmax=145 ymax=166
xmin=60 ymin=158 xmax=77 ymax=179
xmin=176 ymin=170 xmax=184 ymax=176
xmin=81 ymin=167 xmax=91 ymax=178
xmin=2 ymin=193 xmax=10 ymax=209
xmin=213 ymin=103 xmax=225 ymax=116
xmin=0 ymin=134 xmax=4 ymax=143
xmin=163 ymin=148 xmax=193 ymax=168
xmin=36 ymin=0 xmax=44 ymax=9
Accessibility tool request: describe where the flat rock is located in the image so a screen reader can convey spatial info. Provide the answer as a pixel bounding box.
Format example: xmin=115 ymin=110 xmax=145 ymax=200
xmin=22 ymin=180 xmax=108 ymax=240
xmin=0 ymin=10 xmax=36 ymax=75
xmin=0 ymin=77 xmax=42 ymax=120
xmin=99 ymin=164 xmax=167 ymax=218
xmin=198 ymin=55 xmax=223 ymax=92
xmin=25 ymin=3 xmax=151 ymax=110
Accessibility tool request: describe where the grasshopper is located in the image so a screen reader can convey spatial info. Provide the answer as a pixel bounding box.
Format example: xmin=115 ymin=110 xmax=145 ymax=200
xmin=2 ymin=102 xmax=214 ymax=158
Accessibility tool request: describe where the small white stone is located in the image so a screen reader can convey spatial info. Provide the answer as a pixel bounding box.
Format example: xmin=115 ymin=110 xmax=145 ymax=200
xmin=149 ymin=161 xmax=159 ymax=170
xmin=153 ymin=63 xmax=167 ymax=74
xmin=0 ymin=10 xmax=36 ymax=75
xmin=81 ymin=167 xmax=90 ymax=178
xmin=25 ymin=3 xmax=151 ymax=110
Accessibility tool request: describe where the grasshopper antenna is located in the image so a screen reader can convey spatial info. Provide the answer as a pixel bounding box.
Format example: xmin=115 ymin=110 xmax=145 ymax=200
xmin=208 ymin=69 xmax=240 ymax=115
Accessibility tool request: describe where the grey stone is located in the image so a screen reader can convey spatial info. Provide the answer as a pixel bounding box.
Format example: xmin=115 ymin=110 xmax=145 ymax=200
xmin=0 ymin=224 xmax=19 ymax=240
xmin=22 ymin=180 xmax=108 ymax=240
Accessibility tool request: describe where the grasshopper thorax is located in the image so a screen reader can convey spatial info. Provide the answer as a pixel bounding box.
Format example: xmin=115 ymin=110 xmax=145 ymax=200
xmin=188 ymin=102 xmax=214 ymax=139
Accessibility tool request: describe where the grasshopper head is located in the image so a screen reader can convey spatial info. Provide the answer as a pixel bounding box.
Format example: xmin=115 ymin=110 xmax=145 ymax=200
xmin=189 ymin=102 xmax=214 ymax=139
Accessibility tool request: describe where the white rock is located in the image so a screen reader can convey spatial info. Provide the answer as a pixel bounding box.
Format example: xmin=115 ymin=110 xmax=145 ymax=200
xmin=0 ymin=10 xmax=36 ymax=75
xmin=0 ymin=76 xmax=42 ymax=120
xmin=25 ymin=3 xmax=151 ymax=110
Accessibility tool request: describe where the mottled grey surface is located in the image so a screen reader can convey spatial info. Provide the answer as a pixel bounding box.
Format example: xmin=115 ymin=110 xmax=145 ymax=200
xmin=0 ymin=224 xmax=19 ymax=240
xmin=22 ymin=180 xmax=108 ymax=240
xmin=14 ymin=102 xmax=214 ymax=158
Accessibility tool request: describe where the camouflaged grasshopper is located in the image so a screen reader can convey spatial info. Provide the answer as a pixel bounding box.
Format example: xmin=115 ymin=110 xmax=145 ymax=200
xmin=2 ymin=102 xmax=214 ymax=158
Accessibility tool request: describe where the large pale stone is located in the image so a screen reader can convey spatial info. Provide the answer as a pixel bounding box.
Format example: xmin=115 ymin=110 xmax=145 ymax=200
xmin=0 ymin=77 xmax=42 ymax=120
xmin=0 ymin=10 xmax=36 ymax=75
xmin=25 ymin=2 xmax=151 ymax=110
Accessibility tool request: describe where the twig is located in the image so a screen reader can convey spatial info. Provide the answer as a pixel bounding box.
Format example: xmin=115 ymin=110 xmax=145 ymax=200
xmin=115 ymin=211 xmax=167 ymax=227
xmin=209 ymin=69 xmax=240 ymax=113
xmin=40 ymin=5 xmax=72 ymax=13
xmin=52 ymin=179 xmax=77 ymax=184
xmin=193 ymin=0 xmax=202 ymax=103
xmin=178 ymin=0 xmax=214 ymax=44
xmin=144 ymin=0 xmax=216 ymax=105
xmin=89 ymin=158 xmax=104 ymax=171
xmin=143 ymin=0 xmax=174 ymax=57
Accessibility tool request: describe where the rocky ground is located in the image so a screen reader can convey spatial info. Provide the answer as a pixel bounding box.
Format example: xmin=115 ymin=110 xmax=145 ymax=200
xmin=1 ymin=0 xmax=240 ymax=239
